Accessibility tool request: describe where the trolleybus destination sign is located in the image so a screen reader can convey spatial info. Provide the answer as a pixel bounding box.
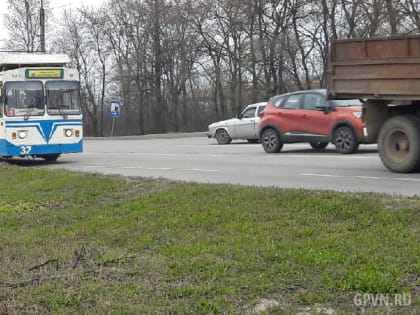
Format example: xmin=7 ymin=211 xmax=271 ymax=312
xmin=25 ymin=69 xmax=64 ymax=79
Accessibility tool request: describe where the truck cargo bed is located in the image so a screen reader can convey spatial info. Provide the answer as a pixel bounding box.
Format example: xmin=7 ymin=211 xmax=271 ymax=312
xmin=327 ymin=35 xmax=420 ymax=100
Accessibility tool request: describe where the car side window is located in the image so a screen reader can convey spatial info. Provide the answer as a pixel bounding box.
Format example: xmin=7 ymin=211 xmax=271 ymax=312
xmin=303 ymin=94 xmax=326 ymax=110
xmin=282 ymin=95 xmax=302 ymax=109
xmin=257 ymin=105 xmax=266 ymax=115
xmin=241 ymin=107 xmax=256 ymax=118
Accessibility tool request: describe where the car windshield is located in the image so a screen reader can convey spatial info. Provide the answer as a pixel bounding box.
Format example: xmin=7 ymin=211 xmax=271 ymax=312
xmin=46 ymin=81 xmax=81 ymax=115
xmin=3 ymin=81 xmax=44 ymax=117
xmin=331 ymin=99 xmax=362 ymax=107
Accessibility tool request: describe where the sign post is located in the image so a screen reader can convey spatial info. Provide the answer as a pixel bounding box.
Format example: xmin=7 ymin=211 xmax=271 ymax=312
xmin=110 ymin=100 xmax=121 ymax=137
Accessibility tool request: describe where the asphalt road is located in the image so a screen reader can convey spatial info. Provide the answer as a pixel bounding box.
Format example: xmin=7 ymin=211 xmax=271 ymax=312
xmin=30 ymin=135 xmax=420 ymax=196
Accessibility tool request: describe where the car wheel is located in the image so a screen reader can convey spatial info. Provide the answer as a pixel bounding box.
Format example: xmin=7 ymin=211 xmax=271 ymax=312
xmin=310 ymin=141 xmax=329 ymax=150
xmin=215 ymin=129 xmax=232 ymax=144
xmin=378 ymin=116 xmax=420 ymax=173
xmin=333 ymin=126 xmax=359 ymax=154
xmin=247 ymin=139 xmax=259 ymax=144
xmin=261 ymin=128 xmax=283 ymax=153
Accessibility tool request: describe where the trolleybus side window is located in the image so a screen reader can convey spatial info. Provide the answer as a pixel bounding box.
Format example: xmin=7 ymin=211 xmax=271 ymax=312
xmin=3 ymin=81 xmax=44 ymax=117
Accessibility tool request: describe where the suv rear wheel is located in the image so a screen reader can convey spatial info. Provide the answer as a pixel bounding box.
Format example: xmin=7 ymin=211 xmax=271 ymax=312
xmin=333 ymin=126 xmax=359 ymax=154
xmin=261 ymin=128 xmax=283 ymax=153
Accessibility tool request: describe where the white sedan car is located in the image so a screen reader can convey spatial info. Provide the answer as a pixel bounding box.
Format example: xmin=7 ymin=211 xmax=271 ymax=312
xmin=207 ymin=102 xmax=267 ymax=144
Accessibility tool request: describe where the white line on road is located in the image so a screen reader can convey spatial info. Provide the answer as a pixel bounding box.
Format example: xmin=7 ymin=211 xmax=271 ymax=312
xmin=180 ymin=168 xmax=221 ymax=172
xmin=120 ymin=166 xmax=173 ymax=171
xmin=301 ymin=173 xmax=341 ymax=178
xmin=301 ymin=173 xmax=420 ymax=182
xmin=83 ymin=152 xmax=177 ymax=156
xmin=356 ymin=175 xmax=384 ymax=180
xmin=137 ymin=153 xmax=177 ymax=156
xmin=86 ymin=165 xmax=221 ymax=173
xmin=274 ymin=154 xmax=375 ymax=159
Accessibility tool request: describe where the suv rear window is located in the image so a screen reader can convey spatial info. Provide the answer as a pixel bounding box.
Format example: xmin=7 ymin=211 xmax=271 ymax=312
xmin=270 ymin=96 xmax=285 ymax=108
xmin=283 ymin=94 xmax=302 ymax=109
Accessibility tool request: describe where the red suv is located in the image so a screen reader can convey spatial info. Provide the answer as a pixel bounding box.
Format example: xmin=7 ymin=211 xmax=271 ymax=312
xmin=259 ymin=89 xmax=367 ymax=154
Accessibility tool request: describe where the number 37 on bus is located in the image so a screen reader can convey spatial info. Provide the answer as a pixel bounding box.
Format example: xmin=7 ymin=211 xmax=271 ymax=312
xmin=0 ymin=52 xmax=83 ymax=162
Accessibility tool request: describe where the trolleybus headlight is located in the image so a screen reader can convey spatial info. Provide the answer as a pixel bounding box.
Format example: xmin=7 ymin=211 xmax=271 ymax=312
xmin=64 ymin=129 xmax=74 ymax=137
xmin=18 ymin=130 xmax=28 ymax=139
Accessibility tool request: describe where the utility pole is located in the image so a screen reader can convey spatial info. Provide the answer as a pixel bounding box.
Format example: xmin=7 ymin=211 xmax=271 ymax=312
xmin=25 ymin=0 xmax=30 ymax=52
xmin=40 ymin=0 xmax=46 ymax=52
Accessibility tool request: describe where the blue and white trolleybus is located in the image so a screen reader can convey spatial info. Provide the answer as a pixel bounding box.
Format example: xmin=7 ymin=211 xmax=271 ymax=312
xmin=0 ymin=52 xmax=83 ymax=161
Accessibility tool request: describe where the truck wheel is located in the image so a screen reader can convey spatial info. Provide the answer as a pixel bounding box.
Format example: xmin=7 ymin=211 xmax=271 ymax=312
xmin=378 ymin=116 xmax=420 ymax=173
xmin=333 ymin=126 xmax=359 ymax=154
xmin=261 ymin=128 xmax=283 ymax=153
xmin=215 ymin=129 xmax=232 ymax=144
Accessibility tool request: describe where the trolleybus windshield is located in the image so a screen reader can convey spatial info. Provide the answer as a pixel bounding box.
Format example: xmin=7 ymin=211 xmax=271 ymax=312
xmin=46 ymin=81 xmax=81 ymax=115
xmin=3 ymin=81 xmax=44 ymax=117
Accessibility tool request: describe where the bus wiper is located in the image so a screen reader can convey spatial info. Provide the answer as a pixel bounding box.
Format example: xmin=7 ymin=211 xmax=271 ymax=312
xmin=57 ymin=104 xmax=68 ymax=119
xmin=53 ymin=100 xmax=68 ymax=119
xmin=24 ymin=95 xmax=41 ymax=120
xmin=51 ymin=90 xmax=72 ymax=119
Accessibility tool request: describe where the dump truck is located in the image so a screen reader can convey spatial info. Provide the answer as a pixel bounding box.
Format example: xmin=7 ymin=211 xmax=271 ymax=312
xmin=326 ymin=35 xmax=420 ymax=173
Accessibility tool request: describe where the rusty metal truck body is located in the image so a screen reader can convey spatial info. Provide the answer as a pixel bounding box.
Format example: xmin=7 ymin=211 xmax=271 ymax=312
xmin=327 ymin=35 xmax=420 ymax=173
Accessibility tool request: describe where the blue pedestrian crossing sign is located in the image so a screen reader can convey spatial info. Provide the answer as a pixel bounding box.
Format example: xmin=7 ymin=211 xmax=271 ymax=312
xmin=110 ymin=100 xmax=121 ymax=118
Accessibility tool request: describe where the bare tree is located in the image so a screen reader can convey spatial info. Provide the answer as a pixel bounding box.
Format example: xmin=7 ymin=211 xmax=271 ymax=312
xmin=400 ymin=0 xmax=420 ymax=32
xmin=163 ymin=1 xmax=202 ymax=130
xmin=54 ymin=8 xmax=112 ymax=136
xmin=190 ymin=0 xmax=228 ymax=118
xmin=105 ymin=0 xmax=152 ymax=135
xmin=4 ymin=0 xmax=51 ymax=52
xmin=45 ymin=0 xmax=420 ymax=136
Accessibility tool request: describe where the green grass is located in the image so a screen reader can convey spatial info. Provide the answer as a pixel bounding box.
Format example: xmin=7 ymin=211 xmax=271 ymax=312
xmin=0 ymin=163 xmax=419 ymax=314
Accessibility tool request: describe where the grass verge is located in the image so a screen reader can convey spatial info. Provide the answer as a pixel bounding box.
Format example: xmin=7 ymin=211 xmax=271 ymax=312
xmin=0 ymin=163 xmax=419 ymax=314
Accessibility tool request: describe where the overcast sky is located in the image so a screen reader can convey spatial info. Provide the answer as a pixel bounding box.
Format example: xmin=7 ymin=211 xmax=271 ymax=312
xmin=0 ymin=0 xmax=105 ymax=48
